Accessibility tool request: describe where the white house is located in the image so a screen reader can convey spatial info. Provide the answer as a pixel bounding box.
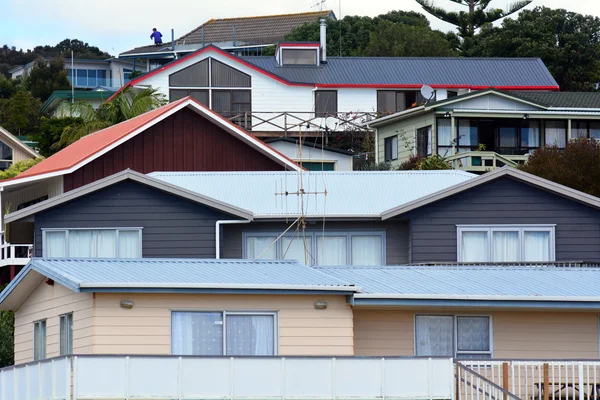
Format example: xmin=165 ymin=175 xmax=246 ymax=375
xmin=111 ymin=21 xmax=559 ymax=139
xmin=263 ymin=137 xmax=354 ymax=170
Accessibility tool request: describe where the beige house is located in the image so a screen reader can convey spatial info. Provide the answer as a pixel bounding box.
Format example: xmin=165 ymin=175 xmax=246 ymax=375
xmin=0 ymin=126 xmax=39 ymax=171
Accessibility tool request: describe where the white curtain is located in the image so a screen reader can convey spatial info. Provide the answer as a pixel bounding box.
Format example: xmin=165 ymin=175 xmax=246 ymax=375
xmin=226 ymin=315 xmax=275 ymax=356
xmin=572 ymin=121 xmax=588 ymax=138
xmin=171 ymin=312 xmax=223 ymax=356
xmin=118 ymin=230 xmax=141 ymax=258
xmin=523 ymin=231 xmax=551 ymax=261
xmin=69 ymin=230 xmax=116 ymax=258
xmin=461 ymin=231 xmax=488 ymax=262
xmin=246 ymin=236 xmax=277 ymax=259
xmin=492 ymin=231 xmax=519 ymax=262
xmin=458 ymin=120 xmax=477 ymax=146
xmin=522 ymin=121 xmax=540 ymax=148
xmin=281 ymin=236 xmax=312 ymax=265
xmin=45 ymin=231 xmax=67 ymax=257
xmin=415 ymin=316 xmax=453 ymax=357
xmin=317 ymin=236 xmax=347 ymax=265
xmin=437 ymin=119 xmax=452 ymax=146
xmin=351 ymin=235 xmax=382 ymax=266
xmin=457 ymin=317 xmax=489 ymax=353
xmin=545 ymin=121 xmax=566 ymax=148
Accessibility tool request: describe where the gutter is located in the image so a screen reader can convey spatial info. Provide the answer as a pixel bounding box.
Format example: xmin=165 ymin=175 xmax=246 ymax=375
xmin=351 ymin=297 xmax=600 ymax=310
xmin=215 ymin=220 xmax=251 ymax=259
xmin=79 ymin=282 xmax=359 ymax=292
xmin=353 ymin=293 xmax=600 ymax=302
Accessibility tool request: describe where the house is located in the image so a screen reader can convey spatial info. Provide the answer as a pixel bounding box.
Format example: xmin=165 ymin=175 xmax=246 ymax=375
xmin=111 ymin=22 xmax=559 ymax=140
xmin=40 ymin=89 xmax=115 ymax=117
xmin=368 ymin=89 xmax=600 ymax=172
xmin=9 ymin=57 xmax=141 ymax=90
xmin=0 ymin=126 xmax=39 ymax=170
xmin=119 ymin=10 xmax=335 ymax=61
xmin=263 ymin=137 xmax=354 ymax=170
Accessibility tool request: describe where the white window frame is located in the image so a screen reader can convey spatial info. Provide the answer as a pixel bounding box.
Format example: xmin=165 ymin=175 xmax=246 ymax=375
xmin=33 ymin=319 xmax=46 ymax=361
xmin=384 ymin=135 xmax=399 ymax=162
xmin=170 ymin=310 xmax=279 ymax=356
xmin=241 ymin=230 xmax=386 ymax=266
xmin=41 ymin=227 xmax=143 ymax=258
xmin=59 ymin=312 xmax=73 ymax=356
xmin=414 ymin=314 xmax=493 ymax=359
xmin=456 ymin=224 xmax=556 ymax=262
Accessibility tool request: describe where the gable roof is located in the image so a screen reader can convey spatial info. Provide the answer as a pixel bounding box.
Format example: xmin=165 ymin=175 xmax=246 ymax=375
xmin=1 ymin=97 xmax=301 ymax=188
xmin=316 ymin=264 xmax=600 ymax=309
xmin=508 ymin=91 xmax=600 ymax=109
xmin=0 ymin=126 xmax=39 ymax=159
xmin=381 ymin=167 xmax=600 ymax=220
xmin=120 ymin=10 xmax=334 ymax=56
xmin=4 ymin=169 xmax=254 ymax=224
xmin=150 ymin=170 xmax=476 ymax=218
xmin=0 ymin=257 xmax=357 ymax=310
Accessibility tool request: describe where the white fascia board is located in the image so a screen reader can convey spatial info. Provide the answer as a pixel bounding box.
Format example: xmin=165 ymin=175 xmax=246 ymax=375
xmin=80 ymin=282 xmax=360 ymax=292
xmin=253 ymin=213 xmax=382 ymax=219
xmin=353 ymin=293 xmax=600 ymax=302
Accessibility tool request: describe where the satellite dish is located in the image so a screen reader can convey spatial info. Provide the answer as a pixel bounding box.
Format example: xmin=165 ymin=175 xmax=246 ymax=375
xmin=420 ymin=85 xmax=435 ymax=102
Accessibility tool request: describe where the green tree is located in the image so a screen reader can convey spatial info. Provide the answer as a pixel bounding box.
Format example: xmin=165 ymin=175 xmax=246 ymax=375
xmin=26 ymin=58 xmax=70 ymax=102
xmin=364 ymin=21 xmax=457 ymax=57
xmin=469 ymin=7 xmax=600 ymax=91
xmin=520 ymin=138 xmax=600 ymax=197
xmin=0 ymin=90 xmax=41 ymax=135
xmin=0 ymin=158 xmax=44 ymax=180
xmin=56 ymin=87 xmax=166 ymax=148
xmin=414 ymin=0 xmax=532 ymax=50
xmin=0 ymin=308 xmax=13 ymax=368
xmin=35 ymin=116 xmax=83 ymax=157
xmin=0 ymin=75 xmax=16 ymax=99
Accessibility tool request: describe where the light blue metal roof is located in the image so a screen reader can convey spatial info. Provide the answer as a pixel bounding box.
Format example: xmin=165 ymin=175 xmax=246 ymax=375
xmin=315 ymin=265 xmax=600 ymax=301
xmin=149 ymin=171 xmax=475 ymax=218
xmin=8 ymin=258 xmax=357 ymax=295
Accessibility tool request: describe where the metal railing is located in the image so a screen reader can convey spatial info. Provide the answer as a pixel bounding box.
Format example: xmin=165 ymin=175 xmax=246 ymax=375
xmin=220 ymin=111 xmax=377 ymax=134
xmin=461 ymin=360 xmax=600 ymax=400
xmin=456 ymin=361 xmax=522 ymax=400
xmin=445 ymin=151 xmax=528 ymax=172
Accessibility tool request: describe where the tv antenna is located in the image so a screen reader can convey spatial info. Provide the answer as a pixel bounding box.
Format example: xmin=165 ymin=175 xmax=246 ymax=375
xmin=311 ymin=0 xmax=327 ymax=11
xmin=420 ymin=85 xmax=435 ymax=104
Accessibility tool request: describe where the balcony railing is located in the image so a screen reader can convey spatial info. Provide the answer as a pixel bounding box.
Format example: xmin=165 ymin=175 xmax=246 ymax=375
xmin=0 ymin=355 xmax=454 ymax=400
xmin=0 ymin=232 xmax=31 ymax=268
xmin=221 ymin=111 xmax=377 ymax=135
xmin=445 ymin=151 xmax=529 ymax=172
xmin=67 ymin=76 xmax=129 ymax=89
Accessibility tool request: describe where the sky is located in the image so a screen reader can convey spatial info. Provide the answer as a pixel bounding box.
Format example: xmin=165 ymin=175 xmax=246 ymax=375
xmin=1 ymin=0 xmax=600 ymax=56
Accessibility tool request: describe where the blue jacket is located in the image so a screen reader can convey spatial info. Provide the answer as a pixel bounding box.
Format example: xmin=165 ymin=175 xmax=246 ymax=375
xmin=150 ymin=31 xmax=163 ymax=43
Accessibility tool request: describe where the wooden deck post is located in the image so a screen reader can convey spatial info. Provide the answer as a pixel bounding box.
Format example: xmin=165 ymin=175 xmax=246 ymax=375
xmin=543 ymin=363 xmax=550 ymax=400
xmin=503 ymin=362 xmax=510 ymax=400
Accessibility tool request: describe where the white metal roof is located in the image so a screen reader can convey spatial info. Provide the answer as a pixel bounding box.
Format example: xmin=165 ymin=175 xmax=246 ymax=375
xmin=149 ymin=171 xmax=476 ymax=218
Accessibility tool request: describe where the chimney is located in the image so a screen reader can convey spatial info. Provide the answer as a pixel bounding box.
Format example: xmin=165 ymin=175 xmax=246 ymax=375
xmin=320 ymin=18 xmax=327 ymax=63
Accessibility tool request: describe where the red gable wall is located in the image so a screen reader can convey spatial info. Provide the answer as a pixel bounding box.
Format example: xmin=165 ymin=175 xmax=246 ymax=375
xmin=63 ymin=108 xmax=284 ymax=191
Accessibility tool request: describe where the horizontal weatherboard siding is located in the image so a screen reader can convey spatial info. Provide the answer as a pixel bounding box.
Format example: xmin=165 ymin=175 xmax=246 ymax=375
xmin=34 ymin=180 xmax=238 ymax=258
xmin=405 ymin=177 xmax=600 ymax=263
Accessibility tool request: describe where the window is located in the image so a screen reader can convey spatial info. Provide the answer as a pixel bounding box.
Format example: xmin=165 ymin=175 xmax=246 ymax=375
xmin=457 ymin=225 xmax=555 ymax=262
xmin=169 ymin=89 xmax=209 ymax=106
xmin=212 ymin=90 xmax=251 ymax=129
xmin=545 ymin=120 xmax=567 ymax=148
xmin=572 ymin=121 xmax=600 ymax=140
xmin=59 ymin=313 xmax=73 ymax=355
xmin=0 ymin=141 xmax=13 ymax=170
xmin=416 ymin=126 xmax=432 ymax=157
xmin=437 ymin=118 xmax=452 ymax=157
xmin=33 ymin=320 xmax=46 ymax=361
xmin=384 ymin=136 xmax=398 ymax=161
xmin=171 ymin=311 xmax=276 ymax=356
xmin=377 ymin=91 xmax=421 ymax=114
xmin=281 ymin=49 xmax=318 ymax=65
xmin=243 ymin=231 xmax=385 ymax=266
xmin=67 ymin=69 xmax=110 ymax=88
xmin=42 ymin=228 xmax=142 ymax=258
xmin=415 ymin=315 xmax=491 ymax=359
xmin=315 ymin=90 xmax=337 ymax=116
xmin=299 ymin=161 xmax=336 ymax=171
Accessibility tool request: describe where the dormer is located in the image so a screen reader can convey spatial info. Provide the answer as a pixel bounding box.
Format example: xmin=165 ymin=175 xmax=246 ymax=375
xmin=276 ymin=43 xmax=321 ymax=66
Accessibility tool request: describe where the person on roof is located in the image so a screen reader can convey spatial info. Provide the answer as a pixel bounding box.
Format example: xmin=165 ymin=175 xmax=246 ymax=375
xmin=150 ymin=28 xmax=163 ymax=45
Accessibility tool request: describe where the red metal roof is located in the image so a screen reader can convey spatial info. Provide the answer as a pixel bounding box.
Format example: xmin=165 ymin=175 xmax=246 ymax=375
xmin=12 ymin=97 xmax=301 ymax=183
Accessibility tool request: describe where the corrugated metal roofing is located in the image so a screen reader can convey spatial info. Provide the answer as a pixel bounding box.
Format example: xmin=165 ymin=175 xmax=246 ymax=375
xmin=316 ymin=265 xmax=600 ymax=299
xmin=27 ymin=258 xmax=355 ymax=292
xmin=149 ymin=170 xmax=476 ymax=217
xmin=242 ymin=57 xmax=559 ymax=88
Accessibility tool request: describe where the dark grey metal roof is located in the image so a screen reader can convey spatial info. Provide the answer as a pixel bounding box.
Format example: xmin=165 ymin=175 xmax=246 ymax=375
xmin=509 ymin=91 xmax=600 ymax=109
xmin=242 ymin=56 xmax=559 ymax=88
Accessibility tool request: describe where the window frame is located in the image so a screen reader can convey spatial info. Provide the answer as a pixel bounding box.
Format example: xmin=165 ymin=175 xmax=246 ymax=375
xmin=572 ymin=120 xmax=600 ymax=140
xmin=59 ymin=312 xmax=73 ymax=356
xmin=41 ymin=227 xmax=143 ymax=258
xmin=315 ymin=90 xmax=338 ymax=116
xmin=384 ymin=136 xmax=398 ymax=162
xmin=376 ymin=90 xmax=420 ymax=114
xmin=414 ymin=314 xmax=493 ymax=359
xmin=456 ymin=224 xmax=556 ymax=262
xmin=416 ymin=126 xmax=433 ymax=157
xmin=33 ymin=319 xmax=47 ymax=361
xmin=281 ymin=48 xmax=318 ymax=66
xmin=242 ymin=230 xmax=386 ymax=266
xmin=170 ymin=310 xmax=279 ymax=356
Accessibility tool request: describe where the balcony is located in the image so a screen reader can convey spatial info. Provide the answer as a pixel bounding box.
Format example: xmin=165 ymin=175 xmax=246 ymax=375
xmin=445 ymin=151 xmax=529 ymax=173
xmin=0 ymin=355 xmax=453 ymax=400
xmin=67 ymin=76 xmax=129 ymax=90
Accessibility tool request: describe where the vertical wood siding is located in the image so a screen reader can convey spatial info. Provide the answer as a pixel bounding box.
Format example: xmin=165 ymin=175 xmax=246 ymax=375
xmin=404 ymin=177 xmax=600 ymax=263
xmin=14 ymin=282 xmax=93 ymax=364
xmin=63 ymin=108 xmax=285 ymax=191
xmin=33 ymin=181 xmax=237 ymax=258
xmin=353 ymin=309 xmax=599 ymax=359
xmin=92 ymin=293 xmax=354 ymax=356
